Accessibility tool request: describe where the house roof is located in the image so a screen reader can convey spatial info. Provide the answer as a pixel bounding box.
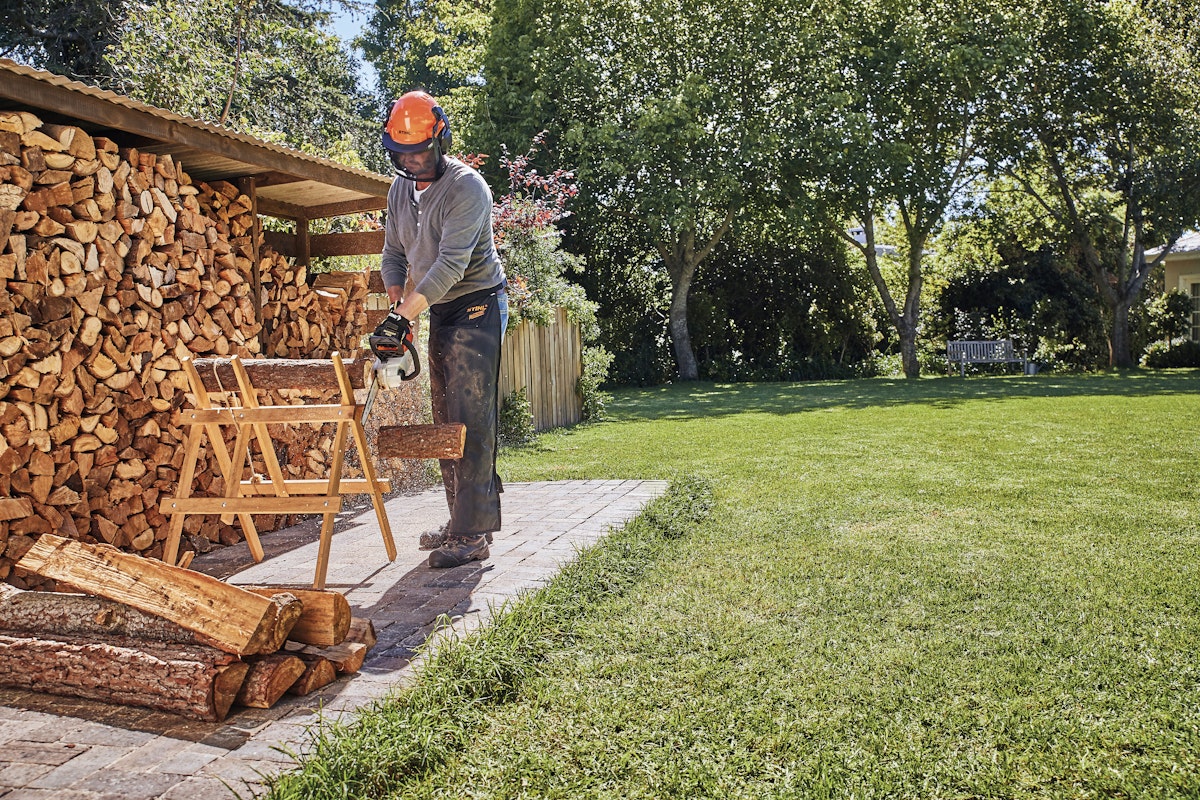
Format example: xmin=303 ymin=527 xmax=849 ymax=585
xmin=0 ymin=58 xmax=391 ymax=220
xmin=1149 ymin=231 xmax=1200 ymax=258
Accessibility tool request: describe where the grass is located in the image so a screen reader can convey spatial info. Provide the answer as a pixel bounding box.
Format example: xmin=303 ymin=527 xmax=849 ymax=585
xmin=266 ymin=371 xmax=1200 ymax=799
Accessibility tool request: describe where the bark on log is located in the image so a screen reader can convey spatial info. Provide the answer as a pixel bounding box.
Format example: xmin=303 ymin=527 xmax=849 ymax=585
xmin=16 ymin=534 xmax=301 ymax=655
xmin=191 ymin=357 xmax=370 ymax=392
xmin=235 ymin=653 xmax=306 ymax=708
xmin=0 ymin=632 xmax=248 ymax=722
xmin=0 ymin=583 xmax=239 ymax=651
xmin=287 ymin=654 xmax=337 ymax=696
xmin=376 ymin=424 xmax=466 ymax=459
xmin=245 ymin=586 xmax=350 ymax=647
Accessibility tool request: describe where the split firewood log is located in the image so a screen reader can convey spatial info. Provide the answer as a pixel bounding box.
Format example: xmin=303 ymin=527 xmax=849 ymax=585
xmin=16 ymin=534 xmax=301 ymax=655
xmin=235 ymin=653 xmax=307 ymax=708
xmin=245 ymin=585 xmax=351 ymax=647
xmin=286 ymin=654 xmax=338 ymax=696
xmin=282 ymin=617 xmax=376 ymax=674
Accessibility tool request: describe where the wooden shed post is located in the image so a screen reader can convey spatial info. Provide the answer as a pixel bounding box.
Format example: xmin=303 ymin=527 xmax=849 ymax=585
xmin=296 ymin=214 xmax=311 ymax=269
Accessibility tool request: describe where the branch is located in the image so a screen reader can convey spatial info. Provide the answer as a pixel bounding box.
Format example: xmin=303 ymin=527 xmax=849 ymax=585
xmin=691 ymin=205 xmax=737 ymax=265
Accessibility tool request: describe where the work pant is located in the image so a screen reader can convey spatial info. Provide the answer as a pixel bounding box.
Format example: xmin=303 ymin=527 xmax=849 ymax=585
xmin=427 ymin=286 xmax=505 ymax=536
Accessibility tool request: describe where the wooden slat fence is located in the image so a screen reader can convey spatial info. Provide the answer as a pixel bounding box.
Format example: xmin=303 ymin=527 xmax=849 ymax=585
xmin=499 ymin=307 xmax=583 ymax=431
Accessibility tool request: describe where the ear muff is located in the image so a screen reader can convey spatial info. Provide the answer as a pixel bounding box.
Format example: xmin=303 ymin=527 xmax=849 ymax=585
xmin=431 ymin=105 xmax=452 ymax=154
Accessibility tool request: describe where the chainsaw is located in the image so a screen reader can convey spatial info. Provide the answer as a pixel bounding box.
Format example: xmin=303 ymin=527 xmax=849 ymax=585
xmin=362 ymin=310 xmax=420 ymax=418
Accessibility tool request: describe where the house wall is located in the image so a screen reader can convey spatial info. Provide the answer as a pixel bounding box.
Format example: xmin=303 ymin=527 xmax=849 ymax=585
xmin=1163 ymin=253 xmax=1200 ymax=341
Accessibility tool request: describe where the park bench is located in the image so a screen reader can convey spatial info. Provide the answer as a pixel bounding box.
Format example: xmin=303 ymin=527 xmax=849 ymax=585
xmin=946 ymin=339 xmax=1027 ymax=377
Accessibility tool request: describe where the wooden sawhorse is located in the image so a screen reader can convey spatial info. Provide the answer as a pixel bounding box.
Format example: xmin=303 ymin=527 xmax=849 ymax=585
xmin=161 ymin=353 xmax=395 ymax=589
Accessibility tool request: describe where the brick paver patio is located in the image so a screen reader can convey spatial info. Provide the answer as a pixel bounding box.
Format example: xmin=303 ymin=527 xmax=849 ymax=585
xmin=0 ymin=479 xmax=668 ymax=799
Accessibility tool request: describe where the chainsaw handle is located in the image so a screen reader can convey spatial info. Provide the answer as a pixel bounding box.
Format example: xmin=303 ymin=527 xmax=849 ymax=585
xmin=399 ymin=336 xmax=421 ymax=380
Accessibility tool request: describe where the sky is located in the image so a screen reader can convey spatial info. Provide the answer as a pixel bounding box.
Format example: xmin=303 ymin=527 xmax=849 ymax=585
xmin=325 ymin=4 xmax=380 ymax=95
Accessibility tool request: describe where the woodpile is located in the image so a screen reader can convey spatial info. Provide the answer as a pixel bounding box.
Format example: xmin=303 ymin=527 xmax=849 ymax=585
xmin=0 ymin=109 xmax=422 ymax=585
xmin=0 ymin=535 xmax=375 ymax=721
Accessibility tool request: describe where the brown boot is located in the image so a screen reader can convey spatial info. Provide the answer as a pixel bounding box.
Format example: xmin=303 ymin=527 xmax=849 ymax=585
xmin=428 ymin=534 xmax=490 ymax=568
xmin=418 ymin=524 xmax=448 ymax=551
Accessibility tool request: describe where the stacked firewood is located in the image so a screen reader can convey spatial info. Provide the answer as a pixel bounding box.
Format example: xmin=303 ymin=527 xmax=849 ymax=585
xmin=0 ymin=534 xmax=376 ymax=722
xmin=0 ymin=111 xmax=413 ymax=587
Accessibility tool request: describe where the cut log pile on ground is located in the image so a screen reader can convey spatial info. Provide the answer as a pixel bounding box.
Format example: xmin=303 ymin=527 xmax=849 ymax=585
xmin=1 ymin=534 xmax=376 ymax=721
xmin=0 ymin=109 xmax=424 ymax=586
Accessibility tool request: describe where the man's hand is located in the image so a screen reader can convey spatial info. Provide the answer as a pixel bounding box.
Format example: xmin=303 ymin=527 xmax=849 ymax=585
xmin=374 ymin=308 xmax=413 ymax=347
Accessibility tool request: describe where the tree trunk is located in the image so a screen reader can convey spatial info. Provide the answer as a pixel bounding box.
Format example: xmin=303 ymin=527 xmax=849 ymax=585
xmin=0 ymin=633 xmax=248 ymax=722
xmin=665 ymin=257 xmax=700 ymax=381
xmin=1110 ymin=297 xmax=1134 ymax=368
xmin=899 ymin=322 xmax=921 ymax=379
xmin=656 ymin=210 xmax=736 ymax=382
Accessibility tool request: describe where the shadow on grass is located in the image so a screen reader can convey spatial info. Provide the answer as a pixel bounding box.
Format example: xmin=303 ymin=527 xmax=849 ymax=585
xmin=606 ymin=369 xmax=1200 ymax=421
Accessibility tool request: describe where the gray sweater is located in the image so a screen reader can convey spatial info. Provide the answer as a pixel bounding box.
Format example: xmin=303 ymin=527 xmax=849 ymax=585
xmin=380 ymin=157 xmax=505 ymax=305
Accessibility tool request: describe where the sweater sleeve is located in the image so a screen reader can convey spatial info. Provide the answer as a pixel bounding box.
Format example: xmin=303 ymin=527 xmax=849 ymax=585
xmin=412 ymin=174 xmax=493 ymax=304
xmin=380 ymin=179 xmax=409 ymax=292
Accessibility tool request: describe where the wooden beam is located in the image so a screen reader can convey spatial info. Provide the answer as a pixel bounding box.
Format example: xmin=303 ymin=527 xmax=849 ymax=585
xmin=253 ymin=171 xmax=306 ymax=187
xmin=310 ymin=230 xmax=385 ymax=258
xmin=0 ymin=64 xmax=393 ymax=199
xmin=263 ymin=229 xmax=297 ymax=257
xmin=305 ymin=197 xmax=388 ymax=218
xmin=297 ymin=214 xmax=310 ymax=268
xmin=177 ymin=406 xmax=359 ymax=425
xmin=256 ymin=196 xmax=308 ymax=222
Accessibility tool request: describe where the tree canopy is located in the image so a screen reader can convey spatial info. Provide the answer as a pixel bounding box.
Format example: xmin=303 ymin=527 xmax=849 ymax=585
xmin=987 ymin=0 xmax=1200 ymax=367
xmin=9 ymin=0 xmax=1200 ymax=382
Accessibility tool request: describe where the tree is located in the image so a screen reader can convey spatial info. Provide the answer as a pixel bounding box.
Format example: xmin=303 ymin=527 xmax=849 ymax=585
xmin=990 ymin=0 xmax=1200 ymax=368
xmin=359 ymin=0 xmax=493 ymax=147
xmin=109 ymin=0 xmax=376 ymax=155
xmin=478 ymin=0 xmax=783 ymax=381
xmin=780 ymin=0 xmax=1013 ymax=378
xmin=0 ymin=0 xmax=131 ymax=80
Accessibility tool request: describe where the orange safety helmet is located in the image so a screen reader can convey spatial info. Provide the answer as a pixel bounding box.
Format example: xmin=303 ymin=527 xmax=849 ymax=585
xmin=382 ymin=91 xmax=452 ymax=155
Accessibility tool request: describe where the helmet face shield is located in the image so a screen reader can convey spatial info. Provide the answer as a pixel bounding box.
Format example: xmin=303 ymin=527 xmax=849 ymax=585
xmin=388 ymin=143 xmax=442 ymax=182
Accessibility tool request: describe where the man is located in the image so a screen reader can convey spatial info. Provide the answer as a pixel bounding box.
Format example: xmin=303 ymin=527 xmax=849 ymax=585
xmin=377 ymin=90 xmax=507 ymax=568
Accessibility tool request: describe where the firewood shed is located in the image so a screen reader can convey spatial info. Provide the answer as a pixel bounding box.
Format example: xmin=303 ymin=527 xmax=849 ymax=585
xmin=0 ymin=58 xmax=418 ymax=583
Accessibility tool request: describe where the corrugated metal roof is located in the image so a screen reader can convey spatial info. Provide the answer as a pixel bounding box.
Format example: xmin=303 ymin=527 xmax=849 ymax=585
xmin=0 ymin=58 xmax=391 ymax=219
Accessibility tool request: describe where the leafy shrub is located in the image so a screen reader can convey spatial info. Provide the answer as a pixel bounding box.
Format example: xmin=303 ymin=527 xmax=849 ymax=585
xmin=578 ymin=345 xmax=614 ymax=421
xmin=1141 ymin=339 xmax=1200 ymax=368
xmin=498 ymin=388 xmax=536 ymax=446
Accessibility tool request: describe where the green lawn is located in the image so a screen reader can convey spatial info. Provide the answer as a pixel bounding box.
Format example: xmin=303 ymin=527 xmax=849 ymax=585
xmin=268 ymin=371 xmax=1200 ymax=799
